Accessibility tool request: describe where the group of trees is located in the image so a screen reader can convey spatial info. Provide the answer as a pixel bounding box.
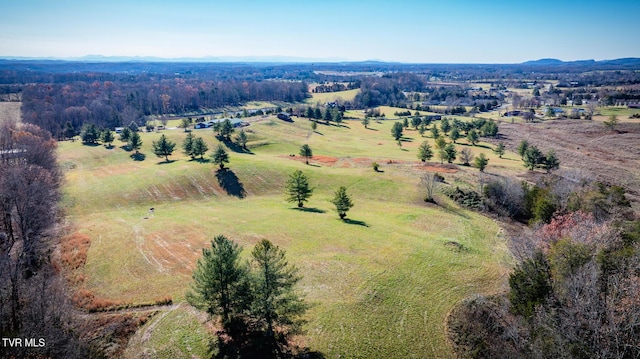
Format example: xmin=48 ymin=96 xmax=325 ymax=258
xmin=302 ymin=105 xmax=344 ymax=124
xmin=182 ymin=133 xmax=209 ymax=159
xmin=517 ymin=140 xmax=560 ymax=173
xmin=395 ymin=116 xmax=498 ymax=145
xmin=484 ymin=170 xmax=631 ymax=225
xmin=0 ymin=121 xmax=88 ymax=357
xmin=449 ymin=213 xmax=640 ymax=358
xmin=311 ymin=82 xmax=358 ymax=93
xmin=351 ymin=74 xmax=504 ymax=110
xmin=79 ymin=123 xmax=237 ymax=167
xmin=80 ymin=123 xmax=143 ymax=155
xmin=285 ymin=170 xmax=354 ymax=220
xmin=187 ymin=235 xmax=308 ymax=357
xmin=413 ymin=128 xmax=491 ymax=171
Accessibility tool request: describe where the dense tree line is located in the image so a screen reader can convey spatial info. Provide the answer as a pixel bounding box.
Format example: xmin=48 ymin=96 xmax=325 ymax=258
xmin=0 ymin=121 xmax=89 ymax=357
xmin=311 ymin=81 xmax=359 ymax=93
xmin=19 ymin=77 xmax=309 ymax=139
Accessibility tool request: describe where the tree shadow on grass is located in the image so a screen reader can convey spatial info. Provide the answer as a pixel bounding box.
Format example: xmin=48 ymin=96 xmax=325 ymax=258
xmin=223 ymin=139 xmax=254 ymax=155
xmin=400 ymin=137 xmax=414 ymax=142
xmin=210 ymin=319 xmax=326 ymax=359
xmin=156 ymin=159 xmax=177 ymax=165
xmin=460 ymin=143 xmax=492 ymax=150
xmin=212 ymin=337 xmax=326 ymax=359
xmin=193 ymin=157 xmax=211 ymax=163
xmin=216 ymin=169 xmax=246 ymax=198
xmin=292 ymin=207 xmax=326 ymax=214
xmin=440 ymin=200 xmax=471 ymax=219
xmin=342 ymin=218 xmax=369 ymax=227
xmin=366 ymin=127 xmax=379 ymax=131
xmin=130 ymin=152 xmax=146 ymax=161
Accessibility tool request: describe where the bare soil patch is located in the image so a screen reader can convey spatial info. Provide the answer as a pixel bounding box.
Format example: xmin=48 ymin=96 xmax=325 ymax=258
xmin=490 ymin=120 xmax=640 ymax=208
xmin=283 ymin=154 xmax=339 ymax=166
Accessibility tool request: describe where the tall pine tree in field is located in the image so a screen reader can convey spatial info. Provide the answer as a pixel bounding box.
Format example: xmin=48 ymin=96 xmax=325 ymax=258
xmin=152 ymin=134 xmax=176 ymax=162
xmin=128 ymin=131 xmax=143 ymax=154
xmin=212 ymin=143 xmax=230 ymax=169
xmin=100 ymin=129 xmax=114 ymax=147
xmin=235 ymin=129 xmax=248 ymax=150
xmin=186 ymin=235 xmax=250 ymax=325
xmin=285 ymin=170 xmax=313 ymax=207
xmin=331 ymin=186 xmax=354 ymax=219
xmin=192 ymin=137 xmax=209 ymax=159
xmin=300 ymin=144 xmax=313 ymax=165
xmin=183 ymin=132 xmax=195 ymax=158
xmin=417 ymin=141 xmax=434 ymax=162
xmin=250 ymin=240 xmax=307 ymax=351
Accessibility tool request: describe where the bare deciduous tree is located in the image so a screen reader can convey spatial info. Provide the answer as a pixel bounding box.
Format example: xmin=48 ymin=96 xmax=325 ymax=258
xmin=421 ymin=172 xmax=440 ymax=203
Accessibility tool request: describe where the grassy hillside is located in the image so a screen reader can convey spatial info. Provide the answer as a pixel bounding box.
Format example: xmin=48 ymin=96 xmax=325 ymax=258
xmin=59 ymin=116 xmax=512 ymax=358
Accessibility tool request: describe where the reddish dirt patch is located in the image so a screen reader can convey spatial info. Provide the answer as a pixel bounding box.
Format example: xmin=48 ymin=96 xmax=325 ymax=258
xmin=312 ymin=155 xmax=339 ymax=165
xmin=352 ymin=157 xmax=372 ymax=163
xmin=283 ymin=155 xmax=339 ymax=166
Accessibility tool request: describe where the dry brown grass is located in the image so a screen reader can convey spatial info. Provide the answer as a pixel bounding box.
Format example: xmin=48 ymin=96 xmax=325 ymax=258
xmin=491 ymin=120 xmax=640 ymax=211
xmin=0 ymin=102 xmax=21 ymax=124
xmin=60 ymin=232 xmax=91 ymax=271
xmin=72 ymin=289 xmax=124 ymax=312
xmin=79 ymin=310 xmax=157 ymax=358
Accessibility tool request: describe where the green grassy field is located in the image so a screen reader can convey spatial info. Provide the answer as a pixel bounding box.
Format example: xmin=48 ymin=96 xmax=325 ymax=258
xmin=60 ymin=117 xmax=513 ymax=358
xmin=307 ymin=89 xmax=359 ymax=104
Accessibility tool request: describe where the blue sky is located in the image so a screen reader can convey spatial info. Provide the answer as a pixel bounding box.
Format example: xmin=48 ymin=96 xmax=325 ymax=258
xmin=1 ymin=0 xmax=639 ymax=63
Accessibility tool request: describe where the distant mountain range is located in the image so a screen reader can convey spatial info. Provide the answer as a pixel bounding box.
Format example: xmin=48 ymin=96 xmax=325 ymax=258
xmin=0 ymin=55 xmax=351 ymax=63
xmin=521 ymin=57 xmax=640 ymax=66
xmin=0 ymin=55 xmax=639 ymax=67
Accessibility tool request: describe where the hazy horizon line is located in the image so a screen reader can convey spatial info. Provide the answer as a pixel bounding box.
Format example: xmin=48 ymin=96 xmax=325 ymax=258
xmin=2 ymin=54 xmax=640 ymax=66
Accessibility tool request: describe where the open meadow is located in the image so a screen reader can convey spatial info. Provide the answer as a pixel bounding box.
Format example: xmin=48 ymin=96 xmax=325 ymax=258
xmin=307 ymin=89 xmax=359 ymax=105
xmin=0 ymin=102 xmax=21 ymax=124
xmin=58 ymin=116 xmax=514 ymax=358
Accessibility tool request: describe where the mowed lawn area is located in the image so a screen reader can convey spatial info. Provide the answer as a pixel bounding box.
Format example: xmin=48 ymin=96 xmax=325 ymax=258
xmin=59 ymin=117 xmax=512 ymax=358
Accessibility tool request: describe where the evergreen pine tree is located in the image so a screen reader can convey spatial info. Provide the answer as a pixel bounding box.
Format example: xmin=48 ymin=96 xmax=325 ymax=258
xmin=417 ymin=141 xmax=434 ymax=162
xmin=285 ymin=170 xmax=313 ymax=208
xmin=331 ymin=186 xmax=354 ymax=220
xmin=192 ymin=137 xmax=209 ymax=159
xmin=152 ymin=134 xmax=176 ymax=162
xmin=183 ymin=132 xmax=195 ymax=159
xmin=212 ymin=143 xmax=230 ymax=169
xmin=186 ymin=235 xmax=250 ymax=324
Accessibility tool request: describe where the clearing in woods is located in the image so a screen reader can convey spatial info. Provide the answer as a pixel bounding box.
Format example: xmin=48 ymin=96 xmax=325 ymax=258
xmin=60 ymin=115 xmax=512 ymax=358
xmin=0 ymin=102 xmax=21 ymax=124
